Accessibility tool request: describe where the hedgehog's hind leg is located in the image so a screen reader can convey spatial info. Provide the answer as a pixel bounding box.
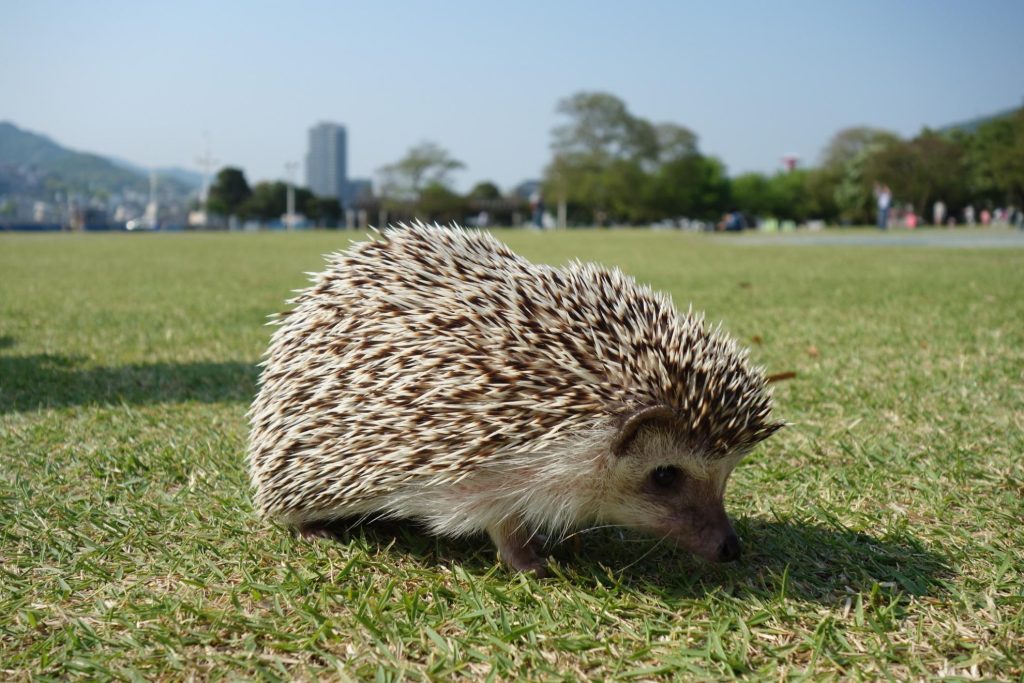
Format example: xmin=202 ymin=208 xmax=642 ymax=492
xmin=295 ymin=520 xmax=345 ymax=542
xmin=487 ymin=515 xmax=549 ymax=577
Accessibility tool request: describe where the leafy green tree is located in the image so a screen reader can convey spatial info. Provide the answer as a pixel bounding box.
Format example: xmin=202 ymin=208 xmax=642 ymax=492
xmin=551 ymin=92 xmax=658 ymax=163
xmin=378 ymin=142 xmax=464 ymax=201
xmin=967 ymin=108 xmax=1024 ymax=204
xmin=544 ymin=92 xmax=722 ymax=224
xmin=770 ymin=171 xmax=803 ymax=220
xmin=240 ymin=182 xmax=313 ymax=222
xmin=546 ymin=92 xmax=661 ymax=222
xmin=602 ymin=158 xmax=652 ymax=223
xmin=206 ymin=167 xmax=251 ymax=217
xmin=730 ymin=169 xmax=837 ymax=223
xmin=864 ymin=130 xmax=967 ymax=216
xmin=418 ymin=182 xmax=468 ymax=223
xmin=654 ymin=123 xmax=699 ymax=164
xmin=307 ymin=196 xmax=343 ymax=227
xmin=730 ymin=171 xmax=806 ymax=221
xmin=731 ymin=173 xmax=773 ymax=218
xmin=650 ymin=155 xmax=730 ymax=221
xmin=821 ymin=128 xmax=900 ymax=223
xmin=821 ymin=127 xmax=901 ymax=169
xmin=644 ymin=123 xmax=709 ymax=220
xmin=467 ymin=181 xmax=502 ymax=200
xmin=690 ymin=156 xmax=731 ymax=220
xmin=803 ymin=167 xmax=841 ymax=222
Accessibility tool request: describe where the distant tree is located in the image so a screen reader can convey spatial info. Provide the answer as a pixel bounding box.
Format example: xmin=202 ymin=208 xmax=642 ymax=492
xmin=865 ymin=130 xmax=967 ymax=216
xmin=419 ymin=182 xmax=468 ymax=223
xmin=240 ymin=181 xmax=313 ymax=222
xmin=730 ymin=172 xmax=773 ymax=218
xmin=689 ymin=156 xmax=731 ymax=220
xmin=543 ymin=91 xmax=735 ymax=224
xmin=546 ymin=92 xmax=671 ymax=223
xmin=650 ymin=154 xmax=729 ymax=221
xmin=378 ymin=142 xmax=464 ymax=201
xmin=803 ymin=167 xmax=841 ymax=222
xmin=552 ymin=92 xmax=658 ymax=163
xmin=820 ymin=127 xmax=901 ymax=168
xmin=767 ymin=170 xmax=815 ymax=221
xmin=729 ymin=169 xmax=838 ymax=223
xmin=467 ymin=181 xmax=502 ymax=200
xmin=643 ymin=122 xmax=704 ymax=219
xmin=207 ymin=167 xmax=251 ymax=217
xmin=307 ymin=196 xmax=343 ymax=227
xmin=240 ymin=182 xmax=282 ymax=221
xmin=654 ymin=122 xmax=699 ymax=164
xmin=967 ymin=108 xmax=1024 ymax=204
xmin=602 ymin=158 xmax=652 ymax=223
xmin=820 ymin=128 xmax=901 ymax=224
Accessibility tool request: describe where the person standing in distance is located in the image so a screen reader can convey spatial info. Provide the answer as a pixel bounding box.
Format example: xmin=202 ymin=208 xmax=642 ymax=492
xmin=874 ymin=183 xmax=892 ymax=230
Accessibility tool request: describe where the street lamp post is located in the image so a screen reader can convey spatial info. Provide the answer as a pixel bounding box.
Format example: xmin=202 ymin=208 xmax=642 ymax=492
xmin=285 ymin=161 xmax=298 ymax=230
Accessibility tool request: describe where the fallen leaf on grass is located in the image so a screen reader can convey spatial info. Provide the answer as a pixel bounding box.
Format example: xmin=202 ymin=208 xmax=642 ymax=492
xmin=766 ymin=371 xmax=797 ymax=383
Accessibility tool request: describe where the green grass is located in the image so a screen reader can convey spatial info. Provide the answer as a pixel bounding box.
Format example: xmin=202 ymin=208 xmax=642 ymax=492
xmin=1 ymin=229 xmax=1022 ymax=680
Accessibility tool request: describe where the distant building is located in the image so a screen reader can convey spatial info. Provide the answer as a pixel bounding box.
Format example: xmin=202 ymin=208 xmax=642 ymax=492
xmin=306 ymin=122 xmax=348 ymax=204
xmin=512 ymin=179 xmax=542 ymax=200
xmin=345 ymin=178 xmax=373 ymax=206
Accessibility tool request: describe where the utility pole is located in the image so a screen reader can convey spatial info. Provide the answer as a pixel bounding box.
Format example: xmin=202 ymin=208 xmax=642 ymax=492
xmin=145 ymin=170 xmax=158 ymax=229
xmin=284 ymin=161 xmax=298 ymax=230
xmin=195 ymin=133 xmax=219 ymax=228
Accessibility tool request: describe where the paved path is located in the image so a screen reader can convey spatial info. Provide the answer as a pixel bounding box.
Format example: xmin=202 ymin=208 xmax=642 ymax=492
xmin=722 ymin=229 xmax=1024 ymax=249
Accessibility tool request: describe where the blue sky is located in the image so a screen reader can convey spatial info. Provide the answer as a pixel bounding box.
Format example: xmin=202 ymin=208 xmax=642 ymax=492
xmin=2 ymin=0 xmax=1022 ymax=192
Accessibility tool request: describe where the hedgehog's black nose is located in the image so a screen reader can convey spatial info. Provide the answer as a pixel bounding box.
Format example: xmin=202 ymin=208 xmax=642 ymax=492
xmin=717 ymin=532 xmax=742 ymax=563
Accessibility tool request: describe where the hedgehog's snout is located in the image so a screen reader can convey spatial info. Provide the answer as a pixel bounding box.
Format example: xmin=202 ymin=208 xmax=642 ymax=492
xmin=680 ymin=515 xmax=741 ymax=564
xmin=661 ymin=497 xmax=741 ymax=564
xmin=716 ymin=530 xmax=742 ymax=563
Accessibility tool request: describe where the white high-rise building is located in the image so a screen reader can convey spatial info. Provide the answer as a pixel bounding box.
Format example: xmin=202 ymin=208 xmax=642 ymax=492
xmin=306 ymin=122 xmax=348 ymax=203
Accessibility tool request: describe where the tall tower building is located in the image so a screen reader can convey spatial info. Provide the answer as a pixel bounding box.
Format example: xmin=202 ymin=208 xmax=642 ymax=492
xmin=306 ymin=122 xmax=348 ymax=203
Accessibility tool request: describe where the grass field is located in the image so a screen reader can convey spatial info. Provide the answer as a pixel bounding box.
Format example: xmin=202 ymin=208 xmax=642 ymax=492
xmin=1 ymin=228 xmax=1022 ymax=680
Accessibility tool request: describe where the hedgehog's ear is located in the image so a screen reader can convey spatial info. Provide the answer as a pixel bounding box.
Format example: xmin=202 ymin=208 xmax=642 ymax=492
xmin=611 ymin=405 xmax=675 ymax=456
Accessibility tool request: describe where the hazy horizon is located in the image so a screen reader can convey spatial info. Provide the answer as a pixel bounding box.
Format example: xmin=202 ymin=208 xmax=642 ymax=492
xmin=3 ymin=0 xmax=1022 ymax=192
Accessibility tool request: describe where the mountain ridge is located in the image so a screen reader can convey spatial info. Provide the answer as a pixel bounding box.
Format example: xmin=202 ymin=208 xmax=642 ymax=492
xmin=0 ymin=121 xmax=197 ymax=199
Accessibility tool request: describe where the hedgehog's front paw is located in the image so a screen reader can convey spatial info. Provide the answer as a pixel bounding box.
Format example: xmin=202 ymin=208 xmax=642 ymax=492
xmin=505 ymin=547 xmax=549 ymax=578
xmin=488 ymin=517 xmax=549 ymax=577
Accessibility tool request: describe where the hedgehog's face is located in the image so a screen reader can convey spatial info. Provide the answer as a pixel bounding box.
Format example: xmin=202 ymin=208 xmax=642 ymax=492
xmin=602 ymin=406 xmax=745 ymax=563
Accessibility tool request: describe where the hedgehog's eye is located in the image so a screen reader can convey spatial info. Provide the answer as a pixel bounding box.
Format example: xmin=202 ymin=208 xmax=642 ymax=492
xmin=649 ymin=466 xmax=683 ymax=491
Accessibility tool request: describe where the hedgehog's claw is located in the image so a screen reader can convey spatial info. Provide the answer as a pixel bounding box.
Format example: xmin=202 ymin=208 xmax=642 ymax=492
xmin=488 ymin=517 xmax=549 ymax=577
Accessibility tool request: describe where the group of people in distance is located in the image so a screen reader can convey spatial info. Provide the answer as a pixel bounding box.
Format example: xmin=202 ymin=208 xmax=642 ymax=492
xmin=874 ymin=182 xmax=1023 ymax=230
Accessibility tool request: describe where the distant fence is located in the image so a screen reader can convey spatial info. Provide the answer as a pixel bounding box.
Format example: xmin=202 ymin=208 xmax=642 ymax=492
xmin=0 ymin=223 xmax=188 ymax=232
xmin=0 ymin=223 xmax=64 ymax=232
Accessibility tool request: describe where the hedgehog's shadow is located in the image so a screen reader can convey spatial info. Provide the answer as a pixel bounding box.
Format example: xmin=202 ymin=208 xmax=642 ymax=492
xmin=0 ymin=352 xmax=257 ymax=413
xmin=301 ymin=518 xmax=499 ymax=572
xmin=563 ymin=517 xmax=952 ymax=602
xmin=304 ymin=516 xmax=951 ymax=603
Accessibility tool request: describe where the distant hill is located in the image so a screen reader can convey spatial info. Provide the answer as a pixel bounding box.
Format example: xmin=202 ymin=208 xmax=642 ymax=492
xmin=939 ymin=107 xmax=1020 ymax=135
xmin=0 ymin=121 xmax=195 ymax=199
xmin=108 ymin=156 xmax=203 ymax=190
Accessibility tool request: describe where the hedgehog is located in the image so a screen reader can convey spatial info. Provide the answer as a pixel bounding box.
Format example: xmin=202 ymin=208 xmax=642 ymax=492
xmin=247 ymin=222 xmax=782 ymax=575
